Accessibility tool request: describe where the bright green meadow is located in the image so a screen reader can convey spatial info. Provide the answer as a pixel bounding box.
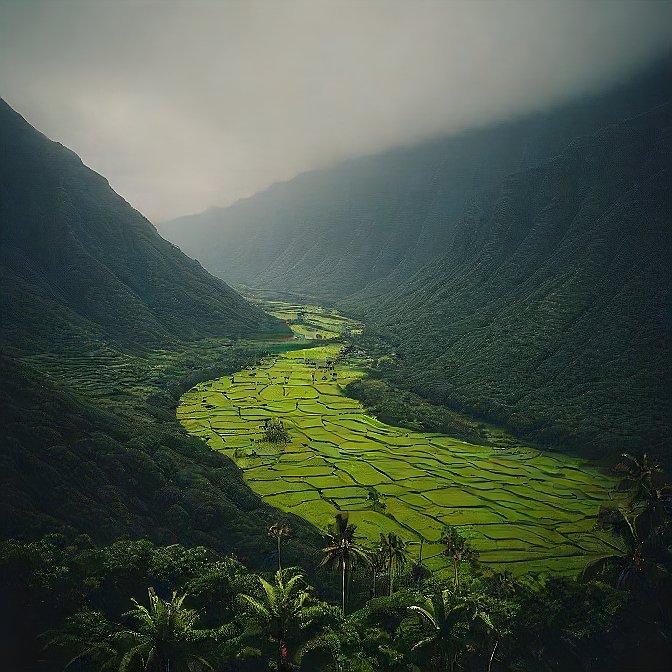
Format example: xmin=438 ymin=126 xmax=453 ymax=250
xmin=177 ymin=306 xmax=618 ymax=576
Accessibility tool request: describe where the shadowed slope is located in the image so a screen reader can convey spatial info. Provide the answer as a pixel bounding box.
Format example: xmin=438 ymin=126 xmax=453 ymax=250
xmin=368 ymin=104 xmax=672 ymax=460
xmin=0 ymin=98 xmax=287 ymax=352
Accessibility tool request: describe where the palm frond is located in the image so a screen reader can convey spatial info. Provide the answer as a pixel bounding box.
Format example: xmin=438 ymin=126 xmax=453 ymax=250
xmin=408 ymin=605 xmax=439 ymax=630
xmin=239 ymin=594 xmax=272 ymax=621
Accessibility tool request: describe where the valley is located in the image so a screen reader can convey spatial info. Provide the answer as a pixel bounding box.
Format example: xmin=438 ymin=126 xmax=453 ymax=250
xmin=2 ymin=43 xmax=671 ymax=669
xmin=177 ymin=303 xmax=619 ymax=576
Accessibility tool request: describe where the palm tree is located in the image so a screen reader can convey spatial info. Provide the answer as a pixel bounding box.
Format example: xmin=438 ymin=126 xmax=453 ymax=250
xmin=583 ymin=508 xmax=672 ymax=589
xmin=411 ymin=538 xmax=431 ymax=589
xmin=238 ymin=568 xmax=334 ymax=671
xmin=44 ymin=609 xmax=120 ymax=671
xmin=268 ymin=523 xmax=290 ymax=571
xmin=613 ymin=453 xmax=671 ymax=537
xmin=366 ymin=489 xmax=386 ymax=513
xmin=115 ymin=587 xmax=224 ymax=671
xmin=614 ymin=452 xmax=661 ymax=503
xmin=320 ymin=513 xmax=370 ymax=614
xmin=368 ymin=546 xmax=386 ymax=598
xmin=440 ymin=526 xmax=478 ymax=590
xmin=378 ymin=532 xmax=410 ymax=596
xmin=408 ymin=589 xmax=492 ymax=672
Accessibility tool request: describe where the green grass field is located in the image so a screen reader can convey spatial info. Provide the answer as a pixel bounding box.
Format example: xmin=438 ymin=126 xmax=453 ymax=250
xmin=257 ymin=301 xmax=362 ymax=341
xmin=178 ymin=351 xmax=618 ymax=575
xmin=178 ymin=308 xmax=618 ymax=576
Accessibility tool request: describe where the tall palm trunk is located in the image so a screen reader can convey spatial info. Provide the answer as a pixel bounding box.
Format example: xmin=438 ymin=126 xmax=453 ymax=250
xmin=416 ymin=539 xmax=424 ymax=588
xmin=341 ymin=561 xmax=347 ymax=614
xmin=453 ymin=557 xmax=459 ymax=589
xmin=279 ymin=640 xmax=290 ymax=672
xmin=488 ymin=638 xmax=499 ymax=672
xmin=388 ymin=552 xmax=394 ymax=596
xmin=277 ymin=536 xmax=282 ymax=571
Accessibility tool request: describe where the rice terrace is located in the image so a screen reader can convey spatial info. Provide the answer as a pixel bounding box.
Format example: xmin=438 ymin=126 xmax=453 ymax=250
xmin=177 ymin=302 xmax=619 ymax=576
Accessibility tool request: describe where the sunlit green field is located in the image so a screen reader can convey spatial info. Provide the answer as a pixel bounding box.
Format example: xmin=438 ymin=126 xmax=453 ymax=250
xmin=260 ymin=301 xmax=362 ymax=340
xmin=178 ymin=335 xmax=618 ymax=576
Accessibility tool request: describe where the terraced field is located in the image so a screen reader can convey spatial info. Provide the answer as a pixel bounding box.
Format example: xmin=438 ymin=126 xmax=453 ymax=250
xmin=178 ymin=310 xmax=618 ymax=576
xmin=258 ymin=301 xmax=363 ymax=340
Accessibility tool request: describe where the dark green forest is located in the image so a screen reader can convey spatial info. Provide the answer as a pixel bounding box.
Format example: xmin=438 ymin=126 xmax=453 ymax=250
xmin=360 ymin=104 xmax=672 ymax=465
xmin=4 ymin=467 xmax=672 ymax=672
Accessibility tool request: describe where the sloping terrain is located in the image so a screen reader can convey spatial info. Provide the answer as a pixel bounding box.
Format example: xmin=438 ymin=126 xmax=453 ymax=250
xmin=0 ymin=98 xmax=287 ymax=353
xmin=367 ymin=104 xmax=672 ymax=460
xmin=161 ymin=62 xmax=671 ymax=303
xmin=0 ymin=101 xmax=315 ymax=568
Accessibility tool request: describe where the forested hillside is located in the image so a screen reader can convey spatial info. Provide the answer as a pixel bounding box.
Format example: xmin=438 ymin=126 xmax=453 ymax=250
xmin=161 ymin=62 xmax=671 ymax=303
xmin=0 ymin=100 xmax=311 ymax=566
xmin=365 ymin=104 xmax=672 ymax=461
xmin=0 ymin=99 xmax=286 ymax=352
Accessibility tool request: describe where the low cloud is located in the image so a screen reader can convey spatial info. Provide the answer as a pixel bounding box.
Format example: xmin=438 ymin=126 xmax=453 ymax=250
xmin=1 ymin=0 xmax=670 ymax=221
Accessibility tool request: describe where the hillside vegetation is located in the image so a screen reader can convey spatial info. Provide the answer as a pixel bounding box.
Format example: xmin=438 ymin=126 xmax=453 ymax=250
xmin=0 ymin=100 xmax=309 ymax=564
xmin=160 ymin=64 xmax=672 ymax=462
xmin=365 ymin=104 xmax=671 ymax=461
xmin=0 ymin=98 xmax=286 ymax=352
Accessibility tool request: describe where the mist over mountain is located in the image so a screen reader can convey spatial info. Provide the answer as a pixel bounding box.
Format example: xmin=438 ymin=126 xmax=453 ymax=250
xmin=160 ymin=63 xmax=672 ymax=461
xmin=161 ymin=62 xmax=671 ymax=303
xmin=0 ymin=99 xmax=286 ymax=355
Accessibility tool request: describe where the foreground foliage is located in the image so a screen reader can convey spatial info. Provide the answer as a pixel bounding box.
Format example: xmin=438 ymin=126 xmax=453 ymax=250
xmin=2 ymin=460 xmax=670 ymax=671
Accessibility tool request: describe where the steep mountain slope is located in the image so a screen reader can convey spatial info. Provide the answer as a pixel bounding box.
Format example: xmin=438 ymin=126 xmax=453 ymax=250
xmin=161 ymin=62 xmax=672 ymax=303
xmin=367 ymin=104 xmax=672 ymax=460
xmin=0 ymin=98 xmax=287 ymax=353
xmin=0 ymin=102 xmax=316 ymax=575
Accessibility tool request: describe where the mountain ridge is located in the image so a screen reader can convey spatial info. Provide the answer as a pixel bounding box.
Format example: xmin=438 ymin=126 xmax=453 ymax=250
xmin=0 ymin=98 xmax=288 ymax=354
xmin=160 ymin=60 xmax=672 ymax=304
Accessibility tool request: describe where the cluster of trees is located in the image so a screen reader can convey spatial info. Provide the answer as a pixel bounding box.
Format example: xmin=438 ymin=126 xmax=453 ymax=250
xmin=583 ymin=454 xmax=672 ymax=616
xmin=0 ymin=346 xmax=327 ymax=580
xmin=2 ymin=456 xmax=669 ymax=671
xmin=344 ymin=377 xmax=489 ymax=447
xmin=262 ymin=418 xmax=292 ymax=445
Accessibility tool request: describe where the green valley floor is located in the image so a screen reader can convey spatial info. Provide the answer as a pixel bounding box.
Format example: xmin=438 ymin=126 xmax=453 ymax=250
xmin=177 ymin=305 xmax=619 ymax=576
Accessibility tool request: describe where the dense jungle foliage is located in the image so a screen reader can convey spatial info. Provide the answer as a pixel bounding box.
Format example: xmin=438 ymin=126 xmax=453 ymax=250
xmin=3 ymin=454 xmax=671 ymax=672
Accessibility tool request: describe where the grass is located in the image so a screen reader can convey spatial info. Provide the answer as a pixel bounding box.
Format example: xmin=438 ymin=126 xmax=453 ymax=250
xmin=177 ymin=305 xmax=619 ymax=576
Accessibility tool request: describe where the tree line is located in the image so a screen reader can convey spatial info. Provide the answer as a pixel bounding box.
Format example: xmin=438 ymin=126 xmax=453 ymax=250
xmin=1 ymin=451 xmax=669 ymax=671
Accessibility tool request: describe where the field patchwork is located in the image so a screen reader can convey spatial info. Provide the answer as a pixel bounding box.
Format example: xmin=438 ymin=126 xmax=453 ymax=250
xmin=178 ymin=341 xmax=618 ymax=575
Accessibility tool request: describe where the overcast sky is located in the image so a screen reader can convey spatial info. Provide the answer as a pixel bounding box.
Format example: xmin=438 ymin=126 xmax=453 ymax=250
xmin=1 ymin=0 xmax=671 ymax=222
